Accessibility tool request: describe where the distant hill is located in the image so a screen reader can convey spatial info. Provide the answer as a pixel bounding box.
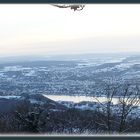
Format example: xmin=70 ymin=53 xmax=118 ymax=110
xmin=0 ymin=94 xmax=67 ymax=113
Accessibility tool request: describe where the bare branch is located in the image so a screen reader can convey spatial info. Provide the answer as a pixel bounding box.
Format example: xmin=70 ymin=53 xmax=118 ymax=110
xmin=52 ymin=4 xmax=85 ymax=11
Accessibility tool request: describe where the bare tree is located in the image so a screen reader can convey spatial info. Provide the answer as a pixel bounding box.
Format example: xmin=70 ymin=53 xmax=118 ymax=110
xmin=118 ymin=83 xmax=140 ymax=133
xmin=94 ymin=81 xmax=140 ymax=134
xmin=94 ymin=83 xmax=119 ymax=133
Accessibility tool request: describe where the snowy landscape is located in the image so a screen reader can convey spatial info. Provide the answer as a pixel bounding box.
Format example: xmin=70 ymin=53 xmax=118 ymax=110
xmin=0 ymin=53 xmax=140 ymax=97
xmin=0 ymin=53 xmax=140 ymax=134
xmin=1 ymin=3 xmax=140 ymax=135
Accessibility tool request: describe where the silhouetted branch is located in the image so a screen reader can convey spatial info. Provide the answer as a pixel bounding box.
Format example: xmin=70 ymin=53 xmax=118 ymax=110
xmin=52 ymin=4 xmax=85 ymax=11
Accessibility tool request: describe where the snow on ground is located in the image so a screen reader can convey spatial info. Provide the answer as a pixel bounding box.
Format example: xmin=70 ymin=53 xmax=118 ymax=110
xmin=94 ymin=67 xmax=114 ymax=73
xmin=3 ymin=66 xmax=32 ymax=72
xmin=24 ymin=70 xmax=36 ymax=76
xmin=0 ymin=72 xmax=4 ymax=76
xmin=0 ymin=96 xmax=21 ymax=99
xmin=29 ymin=99 xmax=44 ymax=104
xmin=114 ymin=63 xmax=134 ymax=71
xmin=3 ymin=66 xmax=23 ymax=72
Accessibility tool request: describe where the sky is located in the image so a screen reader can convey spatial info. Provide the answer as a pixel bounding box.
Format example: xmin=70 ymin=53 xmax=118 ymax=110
xmin=0 ymin=4 xmax=140 ymax=57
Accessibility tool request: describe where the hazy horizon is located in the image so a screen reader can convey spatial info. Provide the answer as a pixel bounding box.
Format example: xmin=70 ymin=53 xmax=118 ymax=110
xmin=1 ymin=4 xmax=140 ymax=57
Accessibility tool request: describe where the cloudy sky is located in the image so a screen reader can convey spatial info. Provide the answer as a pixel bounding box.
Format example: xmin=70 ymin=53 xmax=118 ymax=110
xmin=0 ymin=4 xmax=140 ymax=57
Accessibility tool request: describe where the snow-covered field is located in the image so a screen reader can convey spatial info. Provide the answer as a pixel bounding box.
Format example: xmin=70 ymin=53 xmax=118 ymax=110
xmin=0 ymin=95 xmax=21 ymax=99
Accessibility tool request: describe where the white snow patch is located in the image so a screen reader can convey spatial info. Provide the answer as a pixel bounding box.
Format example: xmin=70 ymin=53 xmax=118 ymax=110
xmin=29 ymin=99 xmax=44 ymax=104
xmin=24 ymin=70 xmax=36 ymax=76
xmin=114 ymin=63 xmax=133 ymax=70
xmin=0 ymin=96 xmax=21 ymax=99
xmin=3 ymin=66 xmax=22 ymax=71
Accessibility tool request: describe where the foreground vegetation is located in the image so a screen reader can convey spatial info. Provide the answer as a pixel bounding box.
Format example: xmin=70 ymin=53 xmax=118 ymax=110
xmin=0 ymin=83 xmax=140 ymax=134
